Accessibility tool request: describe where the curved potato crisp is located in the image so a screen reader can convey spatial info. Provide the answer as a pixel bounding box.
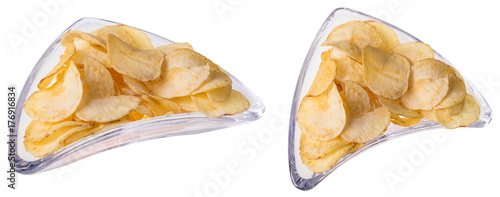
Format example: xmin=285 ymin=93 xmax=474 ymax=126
xmin=171 ymin=96 xmax=198 ymax=112
xmin=191 ymin=62 xmax=232 ymax=95
xmin=155 ymin=42 xmax=193 ymax=55
xmin=363 ymin=46 xmax=410 ymax=99
xmin=61 ymin=30 xmax=106 ymax=49
xmin=307 ymin=55 xmax=336 ymax=97
xmin=401 ymin=77 xmax=449 ymax=110
xmin=297 ymin=84 xmax=346 ymax=141
xmin=378 ymin=96 xmax=422 ymax=118
xmin=75 ymin=95 xmax=141 ymax=122
xmin=107 ymin=34 xmax=164 ymax=81
xmin=25 ymin=120 xmax=88 ymax=143
xmin=436 ymin=95 xmax=480 ymax=129
xmin=72 ymin=38 xmax=109 ymax=67
xmin=24 ymin=124 xmax=91 ymax=158
xmin=25 ymin=62 xmax=83 ymax=122
xmin=364 ymin=20 xmax=399 ymax=51
xmin=38 ymin=43 xmax=76 ymax=89
xmin=300 ymin=143 xmax=358 ymax=174
xmin=341 ymin=107 xmax=391 ymax=143
xmin=191 ymin=90 xmax=249 ymax=118
xmin=92 ymin=25 xmax=133 ymax=46
xmin=154 ymin=49 xmax=211 ymax=98
xmin=141 ymin=94 xmax=181 ymax=116
xmin=83 ymin=57 xmax=115 ymax=98
xmin=390 ymin=113 xmax=422 ymax=127
xmin=119 ymin=25 xmax=153 ymax=49
xmin=206 ymin=85 xmax=232 ymax=102
xmin=390 ymin=42 xmax=434 ymax=65
xmin=330 ymin=47 xmax=366 ymax=86
xmin=342 ymin=81 xmax=371 ymax=118
xmin=323 ymin=21 xmax=382 ymax=50
xmin=434 ymin=74 xmax=466 ymax=109
xmin=322 ymin=42 xmax=362 ymax=62
xmin=299 ymin=133 xmax=350 ymax=160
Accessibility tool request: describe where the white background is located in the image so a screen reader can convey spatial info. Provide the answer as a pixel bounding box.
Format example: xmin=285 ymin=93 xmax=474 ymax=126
xmin=2 ymin=0 xmax=500 ymax=196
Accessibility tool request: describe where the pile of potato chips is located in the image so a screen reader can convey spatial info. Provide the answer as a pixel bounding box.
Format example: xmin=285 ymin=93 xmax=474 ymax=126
xmin=23 ymin=25 xmax=250 ymax=158
xmin=297 ymin=20 xmax=480 ymax=173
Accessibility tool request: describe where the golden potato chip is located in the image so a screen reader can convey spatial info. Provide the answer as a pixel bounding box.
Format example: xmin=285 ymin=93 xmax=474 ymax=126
xmin=24 ymin=124 xmax=91 ymax=158
xmin=364 ymin=20 xmax=400 ymax=51
xmin=190 ymin=62 xmax=232 ymax=95
xmin=300 ymin=143 xmax=356 ymax=173
xmin=154 ymin=49 xmax=211 ymax=98
xmin=83 ymin=57 xmax=115 ymax=98
xmin=390 ymin=113 xmax=422 ymax=127
xmin=107 ymin=34 xmax=164 ymax=81
xmin=141 ymin=94 xmax=181 ymax=116
xmin=72 ymin=38 xmax=109 ymax=67
xmin=401 ymin=77 xmax=449 ymax=110
xmin=134 ymin=104 xmax=154 ymax=117
xmin=297 ymin=84 xmax=346 ymax=141
xmin=92 ymin=25 xmax=133 ymax=46
xmin=206 ymin=85 xmax=232 ymax=102
xmin=25 ymin=120 xmax=88 ymax=143
xmin=171 ymin=96 xmax=198 ymax=112
xmin=378 ymin=96 xmax=422 ymax=118
xmin=363 ymin=45 xmax=411 ymax=99
xmin=128 ymin=110 xmax=144 ymax=121
xmin=63 ymin=126 xmax=96 ymax=145
xmin=75 ymin=95 xmax=141 ymax=122
xmin=390 ymin=42 xmax=434 ymax=65
xmin=154 ymin=42 xmax=193 ymax=55
xmin=322 ymin=42 xmax=362 ymax=63
xmin=330 ymin=47 xmax=366 ymax=86
xmin=444 ymin=98 xmax=465 ymax=116
xmin=299 ymin=133 xmax=350 ymax=160
xmin=38 ymin=43 xmax=76 ymax=89
xmin=119 ymin=25 xmax=153 ymax=49
xmin=409 ymin=58 xmax=456 ymax=80
xmin=341 ymin=107 xmax=391 ymax=143
xmin=307 ymin=59 xmax=336 ymax=97
xmin=435 ymin=95 xmax=480 ymax=129
xmin=433 ymin=74 xmax=466 ymax=109
xmin=61 ymin=30 xmax=106 ymax=49
xmin=342 ymin=81 xmax=371 ymax=118
xmin=191 ymin=90 xmax=250 ymax=118
xmin=123 ymin=75 xmax=151 ymax=94
xmin=25 ymin=62 xmax=83 ymax=122
xmin=323 ymin=21 xmax=382 ymax=50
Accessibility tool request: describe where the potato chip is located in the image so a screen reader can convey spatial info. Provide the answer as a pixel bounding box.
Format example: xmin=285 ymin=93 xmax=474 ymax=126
xmin=190 ymin=62 xmax=232 ymax=95
xmin=363 ymin=45 xmax=411 ymax=99
xmin=25 ymin=62 xmax=83 ymax=122
xmin=341 ymin=107 xmax=391 ymax=143
xmin=123 ymin=75 xmax=151 ymax=94
xmin=299 ymin=133 xmax=350 ymax=160
xmin=378 ymin=96 xmax=422 ymax=118
xmin=401 ymin=77 xmax=449 ymax=110
xmin=433 ymin=74 xmax=466 ymax=109
xmin=24 ymin=124 xmax=91 ymax=157
xmin=107 ymin=34 xmax=164 ymax=81
xmin=390 ymin=113 xmax=422 ymax=127
xmin=323 ymin=21 xmax=382 ymax=50
xmin=364 ymin=20 xmax=399 ymax=51
xmin=297 ymin=84 xmax=346 ymax=141
xmin=171 ymin=96 xmax=198 ymax=112
xmin=72 ymin=38 xmax=109 ymax=67
xmin=38 ymin=43 xmax=76 ymax=89
xmin=83 ymin=57 xmax=115 ymax=98
xmin=92 ymin=25 xmax=133 ymax=46
xmin=409 ymin=58 xmax=456 ymax=80
xmin=119 ymin=25 xmax=153 ymax=49
xmin=141 ymin=94 xmax=181 ymax=116
xmin=443 ymin=98 xmax=465 ymax=116
xmin=75 ymin=95 xmax=141 ymax=122
xmin=307 ymin=57 xmax=336 ymax=97
xmin=390 ymin=42 xmax=434 ymax=65
xmin=322 ymin=42 xmax=362 ymax=63
xmin=153 ymin=49 xmax=211 ymax=98
xmin=61 ymin=30 xmax=106 ymax=49
xmin=342 ymin=81 xmax=371 ymax=118
xmin=63 ymin=125 xmax=96 ymax=145
xmin=206 ymin=85 xmax=232 ymax=102
xmin=128 ymin=110 xmax=144 ymax=121
xmin=155 ymin=42 xmax=193 ymax=55
xmin=134 ymin=104 xmax=154 ymax=117
xmin=192 ymin=90 xmax=250 ymax=118
xmin=300 ymin=143 xmax=356 ymax=173
xmin=435 ymin=95 xmax=480 ymax=129
xmin=25 ymin=120 xmax=88 ymax=143
xmin=330 ymin=47 xmax=366 ymax=86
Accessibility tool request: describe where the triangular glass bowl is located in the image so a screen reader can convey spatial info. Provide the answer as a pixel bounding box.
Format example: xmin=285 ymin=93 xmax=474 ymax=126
xmin=12 ymin=17 xmax=265 ymax=174
xmin=288 ymin=8 xmax=492 ymax=190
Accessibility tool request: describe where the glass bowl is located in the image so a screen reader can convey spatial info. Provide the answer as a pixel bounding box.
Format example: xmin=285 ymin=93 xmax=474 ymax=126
xmin=12 ymin=17 xmax=265 ymax=174
xmin=288 ymin=7 xmax=493 ymax=190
